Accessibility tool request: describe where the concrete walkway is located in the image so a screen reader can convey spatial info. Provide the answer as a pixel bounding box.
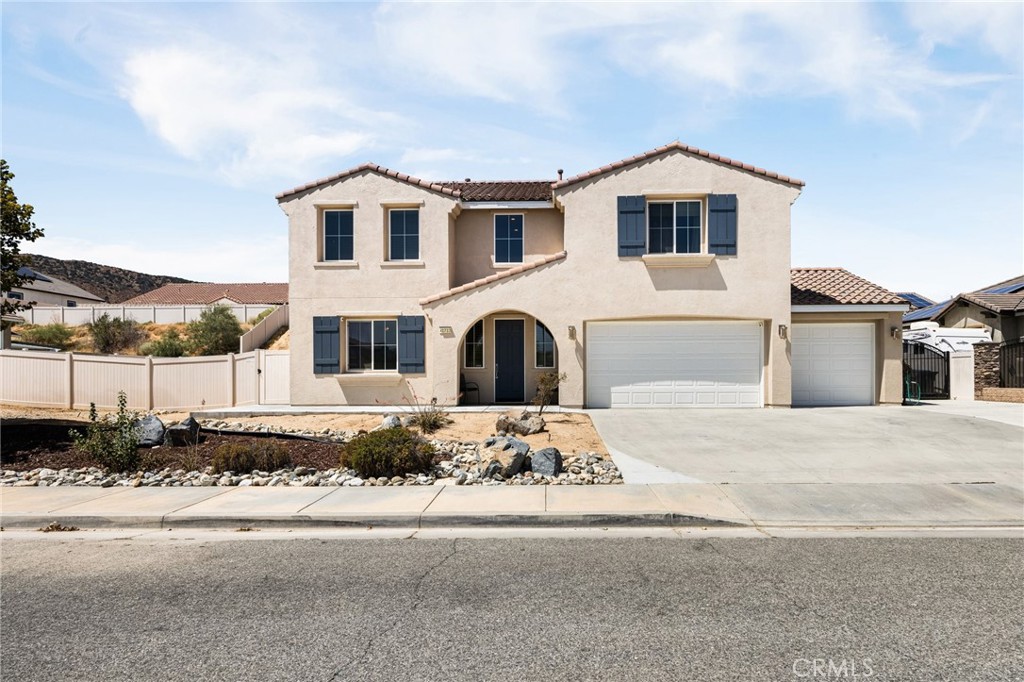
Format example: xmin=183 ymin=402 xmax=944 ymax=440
xmin=3 ymin=480 xmax=1021 ymax=530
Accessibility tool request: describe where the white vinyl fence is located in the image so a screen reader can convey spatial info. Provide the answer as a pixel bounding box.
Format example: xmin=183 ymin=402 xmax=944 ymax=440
xmin=19 ymin=304 xmax=277 ymax=326
xmin=239 ymin=305 xmax=289 ymax=353
xmin=0 ymin=349 xmax=290 ymax=410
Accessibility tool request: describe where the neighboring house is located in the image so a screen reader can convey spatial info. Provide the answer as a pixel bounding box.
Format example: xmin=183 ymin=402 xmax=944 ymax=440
xmin=122 ymin=283 xmax=289 ymax=306
xmin=2 ymin=267 xmax=105 ymax=307
xmin=278 ymin=142 xmax=907 ymax=409
xmin=903 ymin=274 xmax=1024 ymax=343
xmin=896 ymin=292 xmax=935 ymax=310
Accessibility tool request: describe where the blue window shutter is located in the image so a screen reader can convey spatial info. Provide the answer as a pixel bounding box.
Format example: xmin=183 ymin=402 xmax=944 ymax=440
xmin=312 ymin=316 xmax=340 ymax=375
xmin=617 ymin=195 xmax=646 ymax=256
xmin=397 ymin=315 xmax=426 ymax=374
xmin=708 ymin=194 xmax=738 ymax=255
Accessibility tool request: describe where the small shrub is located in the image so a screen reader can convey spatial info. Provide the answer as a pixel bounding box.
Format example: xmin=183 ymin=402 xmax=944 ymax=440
xmin=211 ymin=441 xmax=291 ymax=474
xmin=406 ymin=396 xmax=452 ymax=434
xmin=88 ymin=314 xmax=145 ymax=354
xmin=140 ymin=328 xmax=188 ymax=357
xmin=341 ymin=427 xmax=435 ymax=478
xmin=19 ymin=323 xmax=74 ymax=349
xmin=532 ymin=371 xmax=567 ymax=415
xmin=188 ymin=304 xmax=243 ymax=356
xmin=70 ymin=391 xmax=140 ymax=472
xmin=248 ymin=308 xmax=274 ymax=325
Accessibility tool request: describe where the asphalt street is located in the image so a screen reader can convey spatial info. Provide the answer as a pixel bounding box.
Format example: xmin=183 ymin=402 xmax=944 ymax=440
xmin=1 ymin=534 xmax=1021 ymax=681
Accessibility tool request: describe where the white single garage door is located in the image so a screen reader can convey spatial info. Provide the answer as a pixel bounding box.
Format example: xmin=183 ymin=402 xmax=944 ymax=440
xmin=792 ymin=323 xmax=874 ymax=406
xmin=586 ymin=321 xmax=763 ymax=408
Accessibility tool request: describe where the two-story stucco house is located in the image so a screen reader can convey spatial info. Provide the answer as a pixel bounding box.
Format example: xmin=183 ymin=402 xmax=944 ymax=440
xmin=278 ymin=142 xmax=907 ymax=409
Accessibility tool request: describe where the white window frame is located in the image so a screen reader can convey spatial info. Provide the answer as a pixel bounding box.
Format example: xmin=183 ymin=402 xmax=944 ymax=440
xmin=493 ymin=213 xmax=525 ymax=265
xmin=463 ymin=319 xmax=485 ymax=369
xmin=322 ymin=209 xmax=355 ymax=263
xmin=345 ymin=318 xmax=398 ymax=373
xmin=388 ymin=208 xmax=420 ymax=262
xmin=647 ymin=199 xmax=705 ymax=255
xmin=534 ymin=321 xmax=556 ymax=369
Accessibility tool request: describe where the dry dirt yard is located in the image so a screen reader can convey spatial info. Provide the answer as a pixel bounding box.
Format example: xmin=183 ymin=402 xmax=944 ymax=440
xmin=0 ymin=406 xmax=606 ymax=456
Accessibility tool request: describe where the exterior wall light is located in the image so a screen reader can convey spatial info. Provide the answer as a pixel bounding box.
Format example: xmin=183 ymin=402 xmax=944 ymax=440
xmin=891 ymin=326 xmax=901 ymax=340
xmin=568 ymin=325 xmax=577 ymax=340
xmin=778 ymin=324 xmax=787 ymax=339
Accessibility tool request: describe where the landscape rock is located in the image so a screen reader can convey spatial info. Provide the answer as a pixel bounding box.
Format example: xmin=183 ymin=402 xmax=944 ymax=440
xmin=495 ymin=412 xmax=546 ymax=437
xmin=483 ymin=460 xmax=503 ymax=479
xmin=164 ymin=416 xmax=201 ymax=447
xmin=134 ymin=415 xmax=166 ymax=447
xmin=380 ymin=415 xmax=402 ymax=430
xmin=531 ymin=447 xmax=563 ymax=477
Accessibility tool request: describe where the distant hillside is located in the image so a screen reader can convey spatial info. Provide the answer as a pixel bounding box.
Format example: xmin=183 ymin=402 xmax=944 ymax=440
xmin=26 ymin=254 xmax=195 ymax=304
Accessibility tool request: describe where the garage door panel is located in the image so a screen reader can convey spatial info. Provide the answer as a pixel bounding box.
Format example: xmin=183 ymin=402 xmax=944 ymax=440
xmin=792 ymin=323 xmax=874 ymax=406
xmin=587 ymin=321 xmax=763 ymax=408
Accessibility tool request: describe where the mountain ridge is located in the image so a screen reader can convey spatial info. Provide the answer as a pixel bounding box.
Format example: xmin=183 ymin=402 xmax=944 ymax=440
xmin=26 ymin=254 xmax=196 ymax=304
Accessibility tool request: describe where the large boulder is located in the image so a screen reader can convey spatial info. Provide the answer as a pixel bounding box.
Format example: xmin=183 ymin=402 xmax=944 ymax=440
xmin=164 ymin=416 xmax=201 ymax=447
xmin=134 ymin=415 xmax=166 ymax=448
xmin=495 ymin=412 xmax=546 ymax=437
xmin=379 ymin=415 xmax=402 ymax=430
xmin=531 ymin=447 xmax=563 ymax=477
xmin=480 ymin=436 xmax=531 ymax=478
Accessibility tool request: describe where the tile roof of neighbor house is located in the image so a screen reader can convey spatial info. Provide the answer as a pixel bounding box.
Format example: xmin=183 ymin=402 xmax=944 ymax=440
xmin=122 ymin=283 xmax=289 ymax=306
xmin=552 ymin=141 xmax=806 ymax=190
xmin=790 ymin=268 xmax=905 ymax=306
xmin=276 ymin=141 xmax=803 ymax=202
xmin=14 ymin=269 xmax=105 ymax=302
xmin=421 ymin=252 xmax=567 ymax=305
xmin=903 ymin=273 xmax=1024 ymax=323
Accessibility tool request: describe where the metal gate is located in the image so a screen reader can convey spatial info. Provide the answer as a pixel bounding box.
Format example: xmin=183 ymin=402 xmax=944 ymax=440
xmin=903 ymin=341 xmax=949 ymax=399
xmin=1001 ymin=339 xmax=1024 ymax=388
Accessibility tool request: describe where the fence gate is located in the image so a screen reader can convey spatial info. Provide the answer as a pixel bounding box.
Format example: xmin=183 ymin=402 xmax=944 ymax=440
xmin=1001 ymin=339 xmax=1024 ymax=388
xmin=903 ymin=341 xmax=950 ymax=399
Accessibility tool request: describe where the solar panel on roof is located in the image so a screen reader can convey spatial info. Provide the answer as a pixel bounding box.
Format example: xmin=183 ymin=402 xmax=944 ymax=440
xmin=983 ymin=283 xmax=1024 ymax=294
xmin=903 ymin=300 xmax=948 ymax=322
xmin=898 ymin=292 xmax=934 ymax=308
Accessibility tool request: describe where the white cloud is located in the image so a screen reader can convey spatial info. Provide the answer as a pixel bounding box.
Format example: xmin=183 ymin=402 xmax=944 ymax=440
xmin=905 ymin=1 xmax=1023 ymax=65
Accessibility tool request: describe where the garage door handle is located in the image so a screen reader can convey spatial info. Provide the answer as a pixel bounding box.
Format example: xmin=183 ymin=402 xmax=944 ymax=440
xmin=495 ymin=363 xmax=499 ymax=378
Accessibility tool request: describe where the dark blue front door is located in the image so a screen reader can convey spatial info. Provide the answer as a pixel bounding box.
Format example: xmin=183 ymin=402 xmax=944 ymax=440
xmin=494 ymin=319 xmax=525 ymax=402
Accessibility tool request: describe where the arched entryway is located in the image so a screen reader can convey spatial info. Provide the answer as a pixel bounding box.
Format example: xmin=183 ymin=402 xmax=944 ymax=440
xmin=458 ymin=309 xmax=558 ymax=405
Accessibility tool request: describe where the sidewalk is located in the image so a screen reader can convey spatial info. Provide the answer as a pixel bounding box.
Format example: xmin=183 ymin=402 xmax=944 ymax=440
xmin=3 ymin=481 xmax=1021 ymax=530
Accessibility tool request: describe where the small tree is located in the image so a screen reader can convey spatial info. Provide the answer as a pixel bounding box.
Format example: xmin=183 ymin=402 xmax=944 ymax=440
xmin=1 ymin=160 xmax=45 ymax=317
xmin=88 ymin=313 xmax=145 ymax=354
xmin=140 ymin=328 xmax=188 ymax=357
xmin=187 ymin=304 xmax=243 ymax=355
xmin=533 ymin=371 xmax=567 ymax=416
xmin=70 ymin=391 xmax=141 ymax=472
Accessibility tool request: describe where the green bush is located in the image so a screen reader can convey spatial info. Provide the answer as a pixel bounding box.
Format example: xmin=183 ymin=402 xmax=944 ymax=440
xmin=211 ymin=441 xmax=291 ymax=474
xmin=70 ymin=391 xmax=140 ymax=472
xmin=140 ymin=328 xmax=188 ymax=357
xmin=248 ymin=308 xmax=274 ymax=325
xmin=19 ymin=323 xmax=74 ymax=349
xmin=188 ymin=304 xmax=243 ymax=355
xmin=88 ymin=314 xmax=145 ymax=354
xmin=341 ymin=427 xmax=435 ymax=478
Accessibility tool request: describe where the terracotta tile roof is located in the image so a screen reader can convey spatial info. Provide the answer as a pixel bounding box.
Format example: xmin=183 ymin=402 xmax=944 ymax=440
xmin=420 ymin=252 xmax=567 ymax=305
xmin=791 ymin=268 xmax=904 ymax=306
xmin=955 ymin=292 xmax=1024 ymax=314
xmin=276 ymin=164 xmax=460 ymax=201
xmin=436 ymin=180 xmax=554 ymax=202
xmin=553 ymin=141 xmax=805 ymax=191
xmin=122 ymin=283 xmax=289 ymax=306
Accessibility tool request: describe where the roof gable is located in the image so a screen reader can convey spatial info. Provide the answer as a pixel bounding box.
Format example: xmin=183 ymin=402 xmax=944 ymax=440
xmin=276 ymin=164 xmax=460 ymax=202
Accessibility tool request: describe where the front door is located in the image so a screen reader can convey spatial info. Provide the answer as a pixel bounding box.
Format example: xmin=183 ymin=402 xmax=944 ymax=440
xmin=494 ymin=319 xmax=525 ymax=402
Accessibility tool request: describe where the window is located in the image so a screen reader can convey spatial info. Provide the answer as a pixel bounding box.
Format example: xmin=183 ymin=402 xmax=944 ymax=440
xmin=324 ymin=210 xmax=354 ymax=261
xmin=535 ymin=321 xmax=555 ymax=368
xmin=464 ymin=320 xmax=484 ymax=368
xmin=648 ymin=200 xmax=702 ymax=254
xmin=494 ymin=214 xmax=524 ymax=264
xmin=347 ymin=320 xmax=397 ymax=371
xmin=66 ymin=300 xmax=77 ymax=307
xmin=7 ymin=291 xmax=23 ymax=300
xmin=389 ymin=209 xmax=419 ymax=261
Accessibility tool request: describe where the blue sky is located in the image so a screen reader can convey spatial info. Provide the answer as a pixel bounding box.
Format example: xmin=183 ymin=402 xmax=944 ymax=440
xmin=2 ymin=1 xmax=1021 ymax=302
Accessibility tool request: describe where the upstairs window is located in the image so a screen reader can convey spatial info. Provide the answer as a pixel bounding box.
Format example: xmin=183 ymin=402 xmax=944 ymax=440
xmin=389 ymin=209 xmax=420 ymax=261
xmin=347 ymin=319 xmax=397 ymax=371
xmin=324 ymin=210 xmax=354 ymax=261
xmin=464 ymin=320 xmax=484 ymax=368
xmin=494 ymin=214 xmax=524 ymax=264
xmin=535 ymin=321 xmax=555 ymax=368
xmin=7 ymin=291 xmax=24 ymax=300
xmin=648 ymin=200 xmax=702 ymax=254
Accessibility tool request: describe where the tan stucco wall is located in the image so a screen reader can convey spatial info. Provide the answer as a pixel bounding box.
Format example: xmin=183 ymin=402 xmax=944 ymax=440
xmin=452 ymin=209 xmax=564 ymax=286
xmin=791 ymin=311 xmax=905 ymax=405
xmin=940 ymin=305 xmax=1018 ymax=343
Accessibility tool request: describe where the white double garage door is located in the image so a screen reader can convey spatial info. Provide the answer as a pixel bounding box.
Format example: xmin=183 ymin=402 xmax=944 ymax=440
xmin=586 ymin=321 xmax=874 ymax=408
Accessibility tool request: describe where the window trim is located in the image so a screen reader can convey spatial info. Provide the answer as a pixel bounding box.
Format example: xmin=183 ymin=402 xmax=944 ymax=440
xmin=322 ymin=208 xmax=355 ymax=263
xmin=493 ymin=213 xmax=525 ymax=265
xmin=534 ymin=321 xmax=556 ymax=369
xmin=463 ymin=319 xmax=485 ymax=369
xmin=345 ymin=318 xmax=399 ymax=373
xmin=387 ymin=208 xmax=420 ymax=262
xmin=647 ymin=198 xmax=705 ymax=255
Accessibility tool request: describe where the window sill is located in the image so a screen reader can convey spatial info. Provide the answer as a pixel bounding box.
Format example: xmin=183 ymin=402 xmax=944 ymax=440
xmin=334 ymin=373 xmax=404 ymax=386
xmin=491 ymin=257 xmax=524 ymax=269
xmin=641 ymin=253 xmax=716 ymax=268
xmin=314 ymin=261 xmax=359 ymax=269
xmin=380 ymin=260 xmax=425 ymax=269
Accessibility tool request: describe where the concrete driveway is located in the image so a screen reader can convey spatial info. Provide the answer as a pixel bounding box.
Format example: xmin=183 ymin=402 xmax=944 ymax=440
xmin=588 ymin=402 xmax=1024 ymax=486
